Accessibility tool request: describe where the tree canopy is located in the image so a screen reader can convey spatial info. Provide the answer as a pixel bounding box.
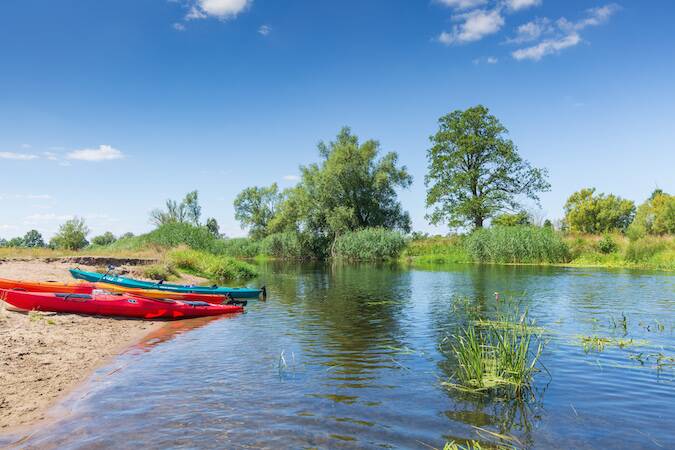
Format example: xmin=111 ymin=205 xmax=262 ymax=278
xmin=425 ymin=105 xmax=550 ymax=229
xmin=564 ymin=188 xmax=635 ymax=233
xmin=233 ymin=183 xmax=282 ymax=240
xmin=91 ymin=231 xmax=117 ymax=246
xmin=150 ymin=190 xmax=201 ymax=227
xmin=628 ymin=190 xmax=675 ymax=237
xmin=50 ymin=217 xmax=90 ymax=250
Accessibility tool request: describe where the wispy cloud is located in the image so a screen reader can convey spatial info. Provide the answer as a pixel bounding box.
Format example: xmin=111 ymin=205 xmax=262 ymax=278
xmin=258 ymin=24 xmax=271 ymax=36
xmin=0 ymin=152 xmax=38 ymax=160
xmin=66 ymin=145 xmax=125 ymax=162
xmin=0 ymin=194 xmax=52 ymax=200
xmin=473 ymin=56 xmax=499 ymax=64
xmin=438 ymin=8 xmax=505 ymax=45
xmin=173 ymin=22 xmax=186 ymax=31
xmin=186 ymin=0 xmax=252 ymax=21
xmin=283 ymin=175 xmax=300 ymax=181
xmin=512 ymin=4 xmax=620 ymax=61
xmin=504 ymin=0 xmax=541 ymax=12
xmin=24 ymin=213 xmax=73 ymax=222
xmin=436 ymin=0 xmax=487 ymax=10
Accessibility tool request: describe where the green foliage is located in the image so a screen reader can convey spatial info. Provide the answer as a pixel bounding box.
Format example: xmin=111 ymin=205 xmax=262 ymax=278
xmin=50 ymin=217 xmax=90 ymax=250
xmin=627 ymin=190 xmax=675 ymax=238
xmin=564 ymin=188 xmax=635 ymax=234
xmin=141 ymin=263 xmax=178 ymax=281
xmin=332 ymin=228 xmax=407 ymax=260
xmin=22 ymin=229 xmax=45 ymax=247
xmin=108 ymin=223 xmax=220 ymax=253
xmin=491 ymin=211 xmax=530 ymax=227
xmin=442 ymin=306 xmax=544 ymax=398
xmin=91 ymin=231 xmax=117 ymax=246
xmin=166 ymin=247 xmax=257 ymax=280
xmin=7 ymin=237 xmax=24 ymax=247
xmin=597 ymin=234 xmax=617 ymax=254
xmin=150 ymin=190 xmax=201 ymax=227
xmin=267 ymin=127 xmax=412 ymax=252
xmin=233 ymin=183 xmax=282 ymax=240
xmin=426 ymin=105 xmax=550 ymax=229
xmin=625 ymin=236 xmax=668 ymax=263
xmin=218 ymin=237 xmax=261 ymax=258
xmin=464 ymin=226 xmax=569 ymax=264
xmin=260 ymin=232 xmax=306 ymax=259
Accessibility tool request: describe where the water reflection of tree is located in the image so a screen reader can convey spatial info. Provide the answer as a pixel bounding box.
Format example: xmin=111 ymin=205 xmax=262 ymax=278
xmin=259 ymin=261 xmax=414 ymax=379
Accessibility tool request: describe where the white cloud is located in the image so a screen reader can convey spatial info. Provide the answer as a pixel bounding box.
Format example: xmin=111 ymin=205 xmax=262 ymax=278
xmin=66 ymin=145 xmax=124 ymax=162
xmin=43 ymin=152 xmax=59 ymax=161
xmin=283 ymin=175 xmax=300 ymax=181
xmin=24 ymin=213 xmax=73 ymax=222
xmin=486 ymin=56 xmax=498 ymax=63
xmin=186 ymin=0 xmax=252 ymax=21
xmin=505 ymin=0 xmax=541 ymax=12
xmin=0 ymin=194 xmax=52 ymax=200
xmin=512 ymin=32 xmax=580 ymax=60
xmin=438 ymin=9 xmax=505 ymax=45
xmin=512 ymin=4 xmax=619 ymax=61
xmin=0 ymin=152 xmax=38 ymax=160
xmin=173 ymin=22 xmax=186 ymax=31
xmin=436 ymin=0 xmax=487 ymax=10
xmin=21 ymin=143 xmax=32 ymax=149
xmin=258 ymin=24 xmax=271 ymax=36
xmin=506 ymin=17 xmax=551 ymax=43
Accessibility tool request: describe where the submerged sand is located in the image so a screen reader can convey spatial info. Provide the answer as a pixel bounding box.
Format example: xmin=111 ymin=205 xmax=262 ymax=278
xmin=0 ymin=259 xmax=168 ymax=430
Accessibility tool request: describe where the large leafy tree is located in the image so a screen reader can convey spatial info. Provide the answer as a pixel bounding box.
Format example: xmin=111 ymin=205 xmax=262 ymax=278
xmin=50 ymin=217 xmax=90 ymax=250
xmin=627 ymin=189 xmax=675 ymax=237
xmin=564 ymin=188 xmax=636 ymax=233
xmin=22 ymin=229 xmax=45 ymax=247
xmin=150 ymin=190 xmax=201 ymax=227
xmin=233 ymin=183 xmax=282 ymax=240
xmin=91 ymin=231 xmax=117 ymax=246
xmin=269 ymin=127 xmax=412 ymax=252
xmin=425 ymin=105 xmax=550 ymax=229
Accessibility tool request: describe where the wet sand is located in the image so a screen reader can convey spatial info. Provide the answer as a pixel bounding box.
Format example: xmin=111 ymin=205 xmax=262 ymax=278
xmin=0 ymin=259 xmax=170 ymax=431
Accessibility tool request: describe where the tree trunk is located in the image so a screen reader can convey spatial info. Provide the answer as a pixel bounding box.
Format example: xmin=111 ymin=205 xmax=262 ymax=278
xmin=474 ymin=217 xmax=484 ymax=229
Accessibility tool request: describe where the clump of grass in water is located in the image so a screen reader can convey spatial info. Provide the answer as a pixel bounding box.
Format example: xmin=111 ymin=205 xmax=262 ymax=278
xmin=442 ymin=307 xmax=545 ymax=399
xmin=443 ymin=440 xmax=515 ymax=450
xmin=578 ymin=335 xmax=649 ymax=352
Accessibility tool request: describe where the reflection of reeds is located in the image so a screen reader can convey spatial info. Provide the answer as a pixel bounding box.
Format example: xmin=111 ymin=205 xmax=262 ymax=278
xmin=442 ymin=307 xmax=545 ymax=399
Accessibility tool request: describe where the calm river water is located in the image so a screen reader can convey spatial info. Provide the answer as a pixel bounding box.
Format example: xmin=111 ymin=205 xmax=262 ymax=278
xmin=3 ymin=262 xmax=674 ymax=449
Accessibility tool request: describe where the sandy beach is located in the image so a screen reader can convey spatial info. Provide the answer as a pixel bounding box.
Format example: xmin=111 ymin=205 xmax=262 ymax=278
xmin=0 ymin=259 xmax=169 ymax=431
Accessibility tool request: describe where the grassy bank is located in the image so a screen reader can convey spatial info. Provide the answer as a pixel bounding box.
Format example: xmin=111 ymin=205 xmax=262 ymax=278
xmin=403 ymin=228 xmax=675 ymax=271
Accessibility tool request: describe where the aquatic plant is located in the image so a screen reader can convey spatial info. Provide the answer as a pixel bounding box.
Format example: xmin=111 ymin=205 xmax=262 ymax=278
xmin=463 ymin=226 xmax=570 ymax=264
xmin=333 ymin=228 xmax=407 ymax=260
xmin=442 ymin=307 xmax=545 ymax=398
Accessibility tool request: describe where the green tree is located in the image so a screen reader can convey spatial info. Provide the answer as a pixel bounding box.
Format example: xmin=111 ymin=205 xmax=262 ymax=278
xmin=50 ymin=217 xmax=90 ymax=250
xmin=491 ymin=211 xmax=530 ymax=227
xmin=7 ymin=237 xmax=24 ymax=247
xmin=234 ymin=183 xmax=282 ymax=240
xmin=564 ymin=188 xmax=635 ymax=233
xmin=270 ymin=127 xmax=412 ymax=253
xmin=150 ymin=190 xmax=201 ymax=227
xmin=91 ymin=231 xmax=117 ymax=246
xmin=425 ymin=105 xmax=550 ymax=229
xmin=206 ymin=217 xmax=220 ymax=237
xmin=22 ymin=229 xmax=45 ymax=247
xmin=627 ymin=190 xmax=675 ymax=237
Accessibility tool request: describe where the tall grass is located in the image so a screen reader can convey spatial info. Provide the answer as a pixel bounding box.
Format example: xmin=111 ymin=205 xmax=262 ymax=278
xmin=402 ymin=235 xmax=471 ymax=264
xmin=443 ymin=306 xmax=545 ymax=398
xmin=464 ymin=226 xmax=570 ymax=264
xmin=107 ymin=223 xmax=220 ymax=253
xmin=166 ymin=247 xmax=258 ymax=281
xmin=217 ymin=238 xmax=261 ymax=258
xmin=333 ymin=228 xmax=407 ymax=260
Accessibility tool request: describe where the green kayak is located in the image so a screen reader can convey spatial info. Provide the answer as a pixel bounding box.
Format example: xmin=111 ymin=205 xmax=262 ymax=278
xmin=69 ymin=268 xmax=264 ymax=299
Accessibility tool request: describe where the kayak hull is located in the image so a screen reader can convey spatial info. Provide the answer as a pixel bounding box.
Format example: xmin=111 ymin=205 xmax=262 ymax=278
xmin=0 ymin=277 xmax=231 ymax=304
xmin=69 ymin=268 xmax=262 ymax=299
xmin=0 ymin=289 xmax=244 ymax=320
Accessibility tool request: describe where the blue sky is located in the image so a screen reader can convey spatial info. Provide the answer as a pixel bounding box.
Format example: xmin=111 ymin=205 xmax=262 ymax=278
xmin=1 ymin=0 xmax=674 ymax=239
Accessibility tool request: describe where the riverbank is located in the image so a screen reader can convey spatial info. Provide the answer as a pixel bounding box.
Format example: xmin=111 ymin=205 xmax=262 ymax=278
xmin=0 ymin=260 xmax=169 ymax=431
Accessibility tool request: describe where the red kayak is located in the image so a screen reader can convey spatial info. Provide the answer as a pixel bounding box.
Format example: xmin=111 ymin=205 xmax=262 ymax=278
xmin=0 ymin=289 xmax=244 ymax=320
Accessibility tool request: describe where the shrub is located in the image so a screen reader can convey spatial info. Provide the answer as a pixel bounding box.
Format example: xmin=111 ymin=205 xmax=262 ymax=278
xmin=142 ymin=263 xmax=178 ymax=281
xmin=464 ymin=226 xmax=570 ymax=264
xmin=50 ymin=217 xmax=90 ymax=250
xmin=333 ymin=228 xmax=407 ymax=260
xmin=91 ymin=231 xmax=117 ymax=246
xmin=260 ymin=232 xmax=304 ymax=258
xmin=625 ymin=237 xmax=667 ymax=263
xmin=141 ymin=223 xmax=219 ymax=252
xmin=627 ymin=190 xmax=675 ymax=238
xmin=491 ymin=211 xmax=530 ymax=227
xmin=597 ymin=234 xmax=618 ymax=254
xmin=564 ymin=188 xmax=635 ymax=233
xmin=22 ymin=230 xmax=45 ymax=248
xmin=165 ymin=247 xmax=258 ymax=280
xmin=218 ymin=237 xmax=261 ymax=258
